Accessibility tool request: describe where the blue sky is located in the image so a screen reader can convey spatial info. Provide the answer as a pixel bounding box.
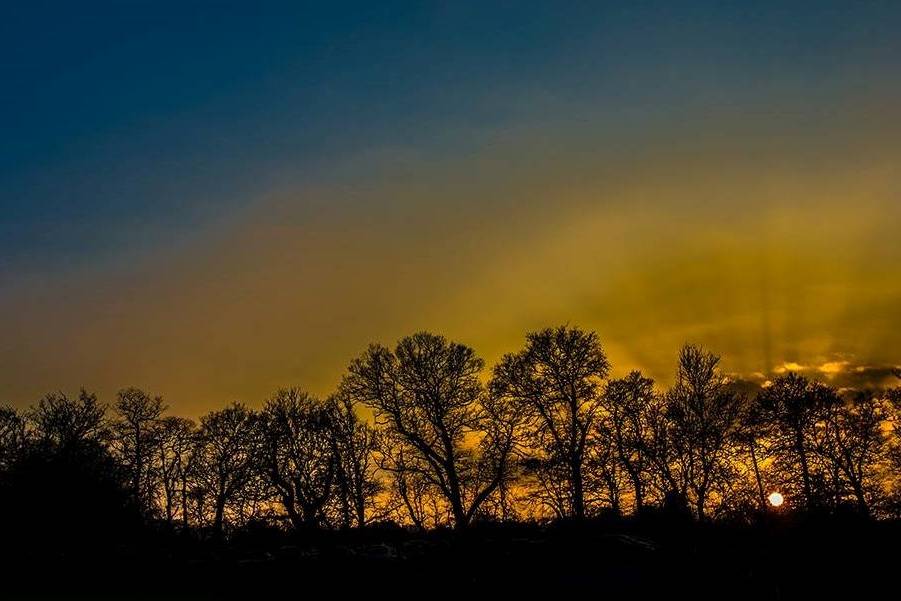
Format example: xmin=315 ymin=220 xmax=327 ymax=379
xmin=4 ymin=1 xmax=897 ymax=272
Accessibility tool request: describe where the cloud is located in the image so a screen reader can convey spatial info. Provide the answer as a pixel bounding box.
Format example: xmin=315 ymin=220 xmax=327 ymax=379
xmin=817 ymin=361 xmax=850 ymax=376
xmin=765 ymin=358 xmax=900 ymax=392
xmin=830 ymin=365 xmax=901 ymax=391
xmin=774 ymin=362 xmax=809 ymax=374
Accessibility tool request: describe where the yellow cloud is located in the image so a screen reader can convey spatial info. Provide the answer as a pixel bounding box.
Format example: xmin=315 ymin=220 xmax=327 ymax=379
xmin=818 ymin=361 xmax=850 ymax=376
xmin=774 ymin=362 xmax=808 ymax=374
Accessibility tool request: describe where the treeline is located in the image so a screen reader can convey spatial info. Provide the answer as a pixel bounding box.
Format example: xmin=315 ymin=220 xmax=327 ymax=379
xmin=2 ymin=326 xmax=901 ymax=538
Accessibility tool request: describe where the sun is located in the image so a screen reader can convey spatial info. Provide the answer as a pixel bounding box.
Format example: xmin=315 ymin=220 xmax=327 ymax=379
xmin=768 ymin=491 xmax=785 ymax=507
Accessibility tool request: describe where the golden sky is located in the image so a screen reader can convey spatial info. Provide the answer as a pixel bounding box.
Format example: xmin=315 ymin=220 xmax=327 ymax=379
xmin=2 ymin=3 xmax=900 ymax=415
xmin=3 ymin=95 xmax=900 ymax=415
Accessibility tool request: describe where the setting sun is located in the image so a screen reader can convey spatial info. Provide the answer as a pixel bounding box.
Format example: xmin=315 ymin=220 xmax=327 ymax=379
xmin=768 ymin=492 xmax=785 ymax=507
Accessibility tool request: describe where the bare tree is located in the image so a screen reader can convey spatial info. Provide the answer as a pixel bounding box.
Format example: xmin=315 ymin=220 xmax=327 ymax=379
xmin=0 ymin=406 xmax=27 ymax=471
xmin=734 ymin=395 xmax=770 ymax=510
xmin=29 ymin=389 xmax=107 ymax=448
xmin=195 ymin=403 xmax=259 ymax=535
xmin=811 ymin=391 xmax=887 ymax=516
xmin=885 ymin=385 xmax=901 ymax=513
xmin=663 ymin=345 xmax=744 ymax=520
xmin=490 ymin=325 xmax=610 ymax=520
xmin=155 ymin=416 xmax=197 ymax=527
xmin=757 ymin=373 xmax=839 ymax=509
xmin=327 ymin=393 xmax=380 ymax=528
xmin=473 ymin=389 xmax=524 ymax=521
xmin=601 ymin=371 xmax=656 ymax=512
xmin=382 ymin=446 xmax=443 ymax=529
xmin=642 ymin=391 xmax=686 ymax=506
xmin=256 ymin=389 xmax=337 ymax=529
xmin=111 ymin=387 xmax=166 ymax=513
xmin=342 ymin=332 xmax=516 ymax=529
xmin=591 ymin=421 xmax=627 ymax=514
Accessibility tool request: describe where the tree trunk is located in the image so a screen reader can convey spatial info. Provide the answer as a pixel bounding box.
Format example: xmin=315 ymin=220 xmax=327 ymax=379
xmin=850 ymin=478 xmax=870 ymax=517
xmin=180 ymin=476 xmax=189 ymax=530
xmin=571 ymin=459 xmax=585 ymax=520
xmin=450 ymin=492 xmax=468 ymax=529
xmin=354 ymin=488 xmax=366 ymax=528
xmin=213 ymin=496 xmax=226 ymax=535
xmin=628 ymin=467 xmax=644 ymax=512
xmin=795 ymin=429 xmax=813 ymax=508
xmin=284 ymin=496 xmax=303 ymax=530
xmin=165 ymin=488 xmax=174 ymax=524
xmin=749 ymin=441 xmax=766 ymax=510
xmin=445 ymin=462 xmax=468 ymax=529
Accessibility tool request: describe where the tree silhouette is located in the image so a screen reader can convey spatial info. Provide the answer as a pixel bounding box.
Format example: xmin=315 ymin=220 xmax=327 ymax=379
xmin=1 ymin=390 xmax=140 ymax=555
xmin=342 ymin=332 xmax=515 ymax=529
xmin=734 ymin=394 xmax=770 ymax=510
xmin=662 ymin=345 xmax=744 ymax=520
xmin=256 ymin=389 xmax=337 ymax=529
xmin=884 ymin=385 xmax=901 ymax=512
xmin=382 ymin=446 xmax=441 ymax=528
xmin=155 ymin=416 xmax=197 ymax=527
xmin=601 ymin=371 xmax=656 ymax=512
xmin=29 ymin=389 xmax=107 ymax=448
xmin=194 ymin=403 xmax=260 ymax=535
xmin=0 ymin=406 xmax=26 ymax=472
xmin=810 ymin=391 xmax=886 ymax=516
xmin=327 ymin=393 xmax=380 ymax=528
xmin=3 ymin=326 xmax=901 ymax=573
xmin=757 ymin=373 xmax=839 ymax=509
xmin=490 ymin=326 xmax=610 ymax=520
xmin=592 ymin=417 xmax=628 ymax=514
xmin=111 ymin=387 xmax=166 ymax=514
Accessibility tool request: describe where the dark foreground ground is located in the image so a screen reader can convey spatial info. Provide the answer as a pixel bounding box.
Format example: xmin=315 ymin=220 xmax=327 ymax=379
xmin=3 ymin=513 xmax=896 ymax=600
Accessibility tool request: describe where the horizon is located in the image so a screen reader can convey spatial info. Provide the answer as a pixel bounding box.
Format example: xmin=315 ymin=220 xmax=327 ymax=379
xmin=4 ymin=329 xmax=899 ymax=420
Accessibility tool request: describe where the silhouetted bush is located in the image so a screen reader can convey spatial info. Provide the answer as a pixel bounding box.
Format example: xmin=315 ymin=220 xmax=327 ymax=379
xmin=0 ymin=438 xmax=142 ymax=557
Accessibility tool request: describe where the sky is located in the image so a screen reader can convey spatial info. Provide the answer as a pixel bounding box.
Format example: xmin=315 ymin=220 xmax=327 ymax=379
xmin=2 ymin=1 xmax=900 ymax=415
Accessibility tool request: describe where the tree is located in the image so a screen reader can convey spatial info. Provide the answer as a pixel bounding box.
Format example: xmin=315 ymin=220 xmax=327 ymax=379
xmin=734 ymin=395 xmax=770 ymax=511
xmin=111 ymin=387 xmax=166 ymax=514
xmin=256 ymin=389 xmax=337 ymax=529
xmin=0 ymin=406 xmax=27 ymax=472
xmin=642 ymin=391 xmax=686 ymax=507
xmin=811 ymin=391 xmax=887 ymax=516
xmin=601 ymin=371 xmax=656 ymax=512
xmin=382 ymin=446 xmax=444 ymax=529
xmin=757 ymin=373 xmax=839 ymax=509
xmin=474 ymin=388 xmax=525 ymax=521
xmin=591 ymin=421 xmax=627 ymax=515
xmin=328 ymin=393 xmax=380 ymax=528
xmin=662 ymin=345 xmax=744 ymax=520
xmin=194 ymin=403 xmax=260 ymax=535
xmin=4 ymin=391 xmax=139 ymax=553
xmin=885 ymin=385 xmax=901 ymax=513
xmin=29 ymin=389 xmax=107 ymax=448
xmin=490 ymin=325 xmax=610 ymax=520
xmin=155 ymin=416 xmax=197 ymax=527
xmin=342 ymin=332 xmax=516 ymax=529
